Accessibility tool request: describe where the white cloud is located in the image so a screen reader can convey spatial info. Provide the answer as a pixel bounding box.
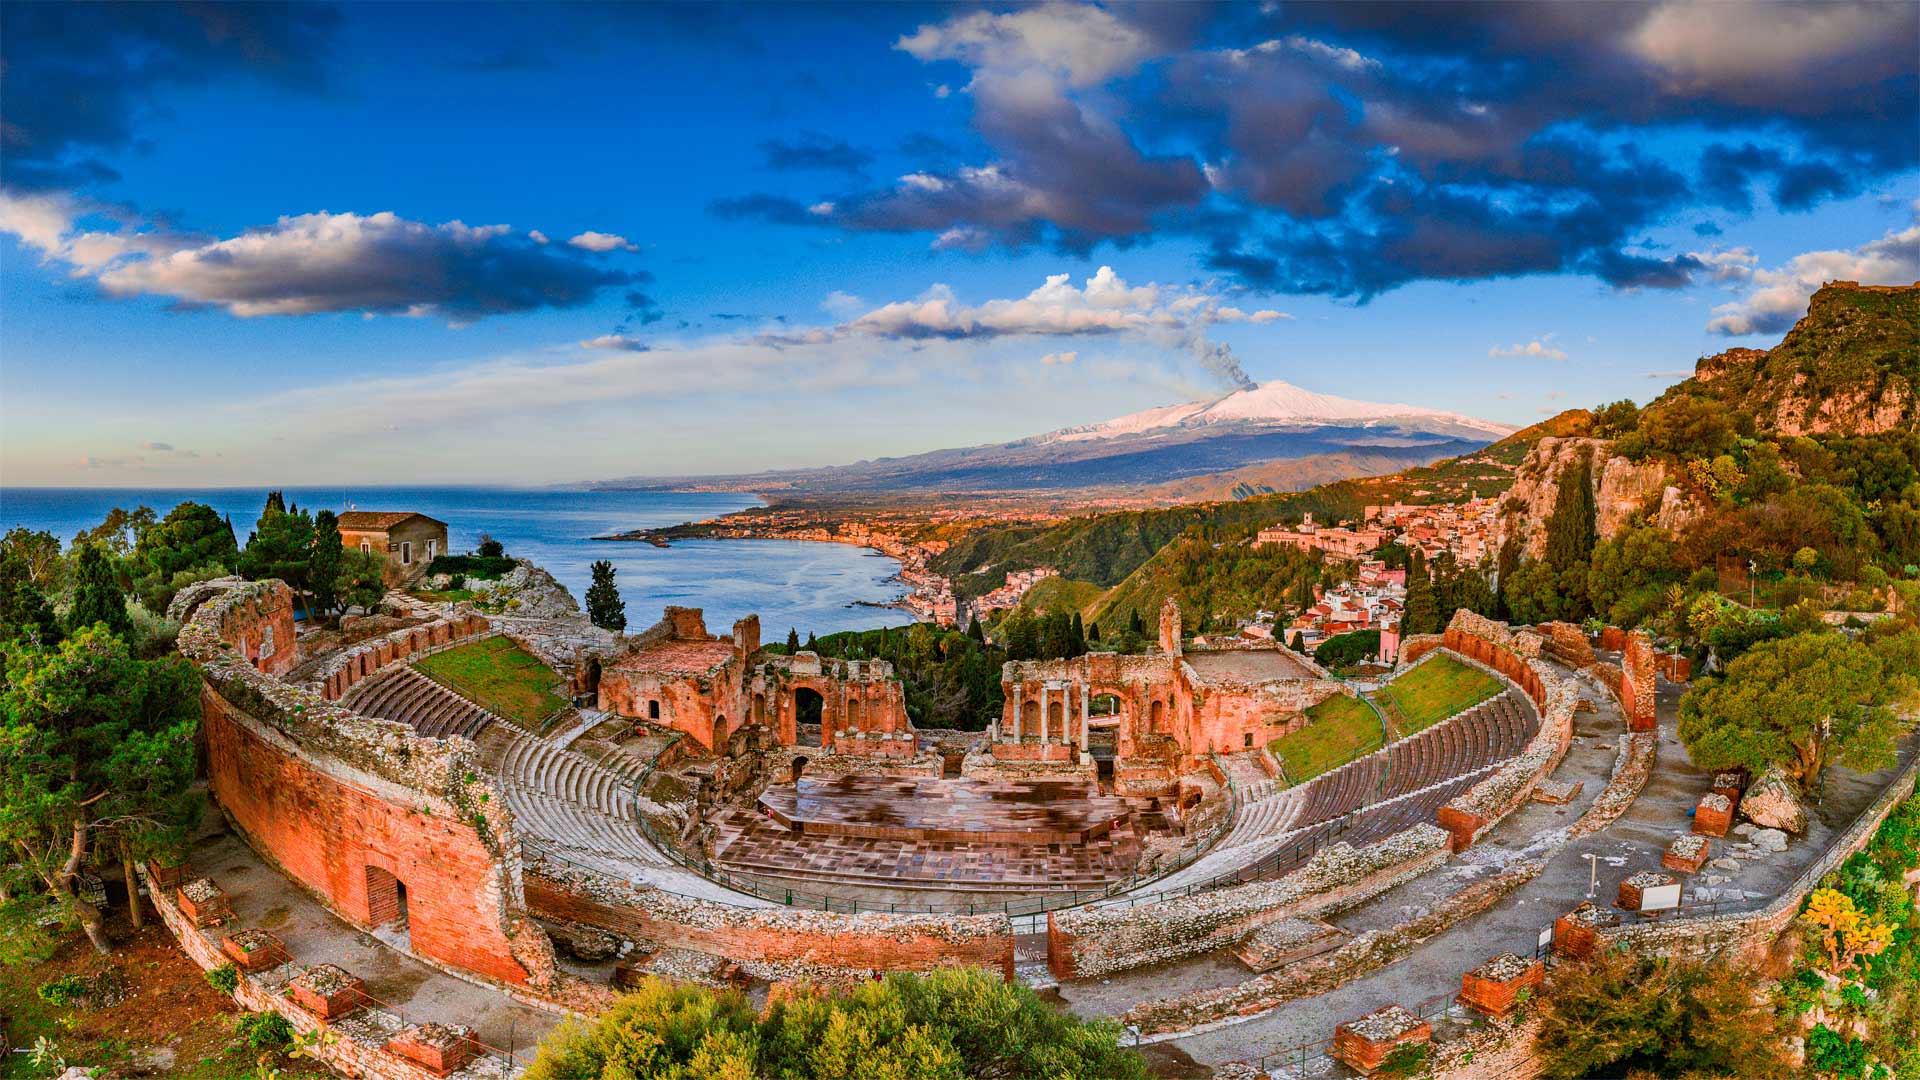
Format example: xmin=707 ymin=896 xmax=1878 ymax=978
xmin=579 ymin=334 xmax=651 ymax=351
xmin=1281 ymin=35 xmax=1379 ymax=73
xmin=1630 ymin=0 xmax=1902 ymax=90
xmin=1705 ymin=225 xmax=1919 ymax=335
xmin=567 ymin=230 xmax=637 ymax=252
xmin=1039 ymin=350 xmax=1077 ymax=365
xmin=1489 ymin=338 xmax=1569 ymax=360
xmin=895 ymin=3 xmax=1156 ymax=88
xmin=846 ymin=266 xmax=1283 ymax=340
xmin=528 ymin=229 xmax=550 ymax=245
xmin=821 ymin=290 xmax=865 ymax=318
xmin=0 ymin=203 xmax=631 ymax=321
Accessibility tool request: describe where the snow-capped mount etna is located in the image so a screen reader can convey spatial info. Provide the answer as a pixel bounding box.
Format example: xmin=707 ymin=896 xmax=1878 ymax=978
xmin=1045 ymin=380 xmax=1513 ymax=443
xmin=590 ymin=380 xmax=1515 ymax=496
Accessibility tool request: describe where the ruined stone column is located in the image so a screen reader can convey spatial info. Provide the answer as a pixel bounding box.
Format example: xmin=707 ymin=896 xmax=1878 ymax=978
xmin=1079 ymin=683 xmax=1090 ymax=751
xmin=1040 ymin=684 xmax=1051 ymax=744
xmin=1011 ymin=686 xmax=1022 ymax=742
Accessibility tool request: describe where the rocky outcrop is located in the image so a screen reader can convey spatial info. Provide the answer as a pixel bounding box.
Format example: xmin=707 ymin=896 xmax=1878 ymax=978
xmin=1669 ymin=281 xmax=1919 ymax=437
xmin=1740 ymin=765 xmax=1809 ymax=834
xmin=1499 ymin=436 xmax=1687 ymax=557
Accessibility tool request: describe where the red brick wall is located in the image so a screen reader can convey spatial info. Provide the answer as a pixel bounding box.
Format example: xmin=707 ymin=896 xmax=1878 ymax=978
xmin=1621 ymin=631 xmax=1658 ymax=732
xmin=1441 ymin=628 xmax=1546 ymax=709
xmin=526 ymin=870 xmax=1014 ymax=978
xmin=203 ymin=691 xmax=534 ymax=986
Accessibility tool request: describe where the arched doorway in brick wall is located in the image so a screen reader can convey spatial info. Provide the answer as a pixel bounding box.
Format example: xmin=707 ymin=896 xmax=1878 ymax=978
xmin=712 ymin=714 xmax=731 ymax=753
xmin=366 ymin=866 xmax=410 ymax=949
xmin=794 ymin=688 xmax=824 ymax=747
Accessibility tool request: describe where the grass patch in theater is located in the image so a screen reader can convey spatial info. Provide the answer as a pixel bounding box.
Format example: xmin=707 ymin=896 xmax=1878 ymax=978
xmin=1378 ymin=654 xmax=1503 ymax=734
xmin=1271 ymin=692 xmax=1384 ymax=783
xmin=415 ymin=635 xmax=567 ymax=728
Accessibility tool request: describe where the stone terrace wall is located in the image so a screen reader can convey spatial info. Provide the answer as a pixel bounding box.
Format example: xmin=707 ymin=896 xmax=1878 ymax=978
xmin=524 ymin=862 xmax=1014 ymax=980
xmin=178 ymin=579 xmax=562 ymax=992
xmin=1047 ymin=826 xmax=1450 ymax=981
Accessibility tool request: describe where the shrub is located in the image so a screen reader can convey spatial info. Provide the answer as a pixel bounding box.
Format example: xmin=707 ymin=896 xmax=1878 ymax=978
xmin=205 ymin=963 xmax=239 ymax=995
xmin=1533 ymin=949 xmax=1791 ymax=1079
xmin=426 ymin=554 xmax=514 ymax=580
xmin=477 ymin=534 xmax=505 ymax=558
xmin=36 ymin=973 xmax=89 ymax=1007
xmin=235 ymin=1009 xmax=293 ymax=1050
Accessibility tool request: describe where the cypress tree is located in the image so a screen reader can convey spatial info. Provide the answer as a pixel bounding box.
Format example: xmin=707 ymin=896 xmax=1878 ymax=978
xmin=1087 ymin=620 xmax=1100 ymax=643
xmin=585 ymin=559 xmax=626 ymax=630
xmin=1545 ymin=456 xmax=1598 ymax=574
xmin=1404 ymin=548 xmax=1439 ymax=636
xmin=1069 ymin=612 xmax=1086 ymax=656
xmin=805 ymin=631 xmax=818 ymax=652
xmin=309 ymin=510 xmax=345 ymax=617
xmin=785 ymin=627 xmax=800 ymax=652
xmin=67 ymin=544 xmax=133 ymax=639
xmin=0 ymin=553 xmax=61 ymax=646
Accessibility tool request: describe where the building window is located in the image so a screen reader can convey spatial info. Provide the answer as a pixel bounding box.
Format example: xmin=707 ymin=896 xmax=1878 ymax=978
xmin=401 ymin=541 xmax=412 ymax=565
xmin=649 ymin=700 xmax=660 ymax=720
xmin=360 ymin=540 xmax=371 ymax=553
xmin=427 ymin=539 xmax=437 ymax=560
xmin=1244 ymin=732 xmax=1254 ymax=748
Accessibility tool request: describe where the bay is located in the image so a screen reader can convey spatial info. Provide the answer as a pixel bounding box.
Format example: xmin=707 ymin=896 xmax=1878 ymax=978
xmin=0 ymin=486 xmax=914 ymax=640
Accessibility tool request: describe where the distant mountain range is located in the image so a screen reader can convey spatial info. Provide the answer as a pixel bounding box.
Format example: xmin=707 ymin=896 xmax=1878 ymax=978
xmin=588 ymin=380 xmax=1515 ymax=496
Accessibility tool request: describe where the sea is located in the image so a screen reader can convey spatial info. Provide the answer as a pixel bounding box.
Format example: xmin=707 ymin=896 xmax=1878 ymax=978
xmin=0 ymin=486 xmax=915 ymax=640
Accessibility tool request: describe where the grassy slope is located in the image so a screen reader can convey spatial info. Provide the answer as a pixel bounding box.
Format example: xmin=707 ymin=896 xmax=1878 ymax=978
xmin=1376 ymin=654 xmax=1504 ymax=734
xmin=1014 ymin=576 xmax=1108 ymax=619
xmin=1270 ymin=693 xmax=1384 ymax=783
xmin=414 ymin=636 xmax=567 ymax=728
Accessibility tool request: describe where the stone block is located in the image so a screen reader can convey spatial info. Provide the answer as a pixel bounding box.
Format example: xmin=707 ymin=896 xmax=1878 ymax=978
xmin=1662 ymin=833 xmax=1710 ymax=874
xmin=1617 ymin=870 xmax=1677 ymax=911
xmin=287 ymin=964 xmax=366 ymax=1020
xmin=1531 ymin=779 xmax=1584 ymax=805
xmin=177 ymin=877 xmax=233 ymax=929
xmin=1458 ymin=952 xmax=1544 ymax=1018
xmin=385 ymin=1023 xmax=478 ymax=1077
xmin=1711 ymin=772 xmax=1745 ymax=808
xmin=1233 ymin=917 xmax=1348 ymax=973
xmin=1740 ymin=765 xmax=1808 ymax=834
xmin=1553 ymin=902 xmax=1619 ymax=959
xmin=1332 ymin=1005 xmax=1431 ymax=1075
xmin=221 ymin=928 xmax=290 ymax=972
xmin=149 ymin=859 xmax=192 ymax=890
xmin=1693 ymin=793 xmax=1733 ymax=837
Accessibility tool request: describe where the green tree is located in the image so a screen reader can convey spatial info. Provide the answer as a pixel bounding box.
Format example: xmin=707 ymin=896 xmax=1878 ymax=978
xmin=477 ymin=533 xmax=505 ymax=558
xmin=1589 ymin=398 xmax=1640 ymax=439
xmin=336 ymin=549 xmax=388 ymax=612
xmin=1678 ymin=630 xmax=1919 ymax=792
xmin=70 ymin=505 xmax=155 ymax=558
xmin=129 ymin=502 xmax=239 ymax=613
xmin=0 ymin=554 xmax=61 ymax=647
xmin=1545 ymin=455 xmax=1598 ymax=575
xmin=786 ymin=627 xmax=801 ymax=652
xmin=0 ymin=528 xmax=65 ymax=591
xmin=525 ymin=968 xmax=1149 ymax=1080
xmin=0 ymin=626 xmax=200 ymax=952
xmin=66 ymin=544 xmax=133 ymax=639
xmin=308 ymin=511 xmax=346 ymax=618
xmin=586 ymin=559 xmax=626 ymax=630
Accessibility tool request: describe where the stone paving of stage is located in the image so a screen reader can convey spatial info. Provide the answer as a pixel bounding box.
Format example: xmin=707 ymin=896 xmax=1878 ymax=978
xmin=710 ymin=788 xmax=1179 ymax=890
xmin=761 ymin=775 xmax=1136 ymax=842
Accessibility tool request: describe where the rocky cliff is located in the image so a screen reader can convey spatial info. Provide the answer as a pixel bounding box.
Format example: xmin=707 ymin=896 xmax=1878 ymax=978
xmin=1497 ymin=437 xmax=1689 ymax=558
xmin=1667 ymin=280 xmax=1919 ymax=437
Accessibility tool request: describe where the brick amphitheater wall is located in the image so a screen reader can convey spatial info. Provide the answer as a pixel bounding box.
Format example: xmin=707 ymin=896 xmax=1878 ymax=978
xmin=309 ymin=612 xmax=494 ymax=701
xmin=175 ymin=579 xmax=566 ymax=995
xmin=1047 ymin=826 xmax=1451 ymax=981
xmin=524 ymin=862 xmax=1015 ymax=980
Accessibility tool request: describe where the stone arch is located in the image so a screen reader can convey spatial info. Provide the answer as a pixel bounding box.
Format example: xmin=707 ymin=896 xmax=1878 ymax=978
xmin=1149 ymin=699 xmax=1165 ymax=731
xmin=845 ymin=696 xmax=862 ymax=730
xmin=1090 ymin=693 xmax=1121 ymax=716
xmin=1047 ymin=698 xmax=1065 ymax=732
xmin=1021 ymin=698 xmax=1039 ymax=738
xmin=711 ymin=714 xmax=731 ymax=754
xmin=752 ymin=691 xmax=766 ymax=727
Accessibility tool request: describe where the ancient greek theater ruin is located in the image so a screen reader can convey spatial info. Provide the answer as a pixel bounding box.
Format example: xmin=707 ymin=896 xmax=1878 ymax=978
xmin=144 ymin=572 xmax=1919 ymax=1079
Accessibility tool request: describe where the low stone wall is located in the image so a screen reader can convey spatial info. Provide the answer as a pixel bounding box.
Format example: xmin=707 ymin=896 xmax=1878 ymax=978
xmin=525 ymin=862 xmax=1015 ymax=980
xmin=1046 ymin=826 xmax=1450 ymax=981
xmin=311 ymin=614 xmax=493 ymax=701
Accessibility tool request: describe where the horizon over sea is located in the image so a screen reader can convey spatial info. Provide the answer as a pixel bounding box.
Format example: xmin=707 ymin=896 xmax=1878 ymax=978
xmin=0 ymin=486 xmax=914 ymax=640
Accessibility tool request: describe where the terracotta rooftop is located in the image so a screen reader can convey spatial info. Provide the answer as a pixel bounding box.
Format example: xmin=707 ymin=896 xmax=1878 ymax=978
xmin=337 ymin=511 xmax=445 ymax=530
xmin=614 ymin=639 xmax=736 ymax=674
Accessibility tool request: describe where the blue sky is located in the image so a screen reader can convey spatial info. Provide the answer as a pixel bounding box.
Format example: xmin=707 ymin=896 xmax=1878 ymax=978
xmin=2 ymin=1 xmax=1916 ymax=486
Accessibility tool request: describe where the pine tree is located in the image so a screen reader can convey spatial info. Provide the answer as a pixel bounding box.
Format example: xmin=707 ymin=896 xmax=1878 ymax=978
xmin=264 ymin=490 xmax=287 ymax=515
xmin=1288 ymin=630 xmax=1306 ymax=653
xmin=805 ymin=631 xmax=818 ymax=652
xmin=1069 ymin=613 xmax=1086 ymax=656
xmin=786 ymin=627 xmax=800 ymax=652
xmin=67 ymin=543 xmax=133 ymax=639
xmin=1087 ymin=620 xmax=1100 ymax=643
xmin=585 ymin=559 xmax=627 ymax=630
